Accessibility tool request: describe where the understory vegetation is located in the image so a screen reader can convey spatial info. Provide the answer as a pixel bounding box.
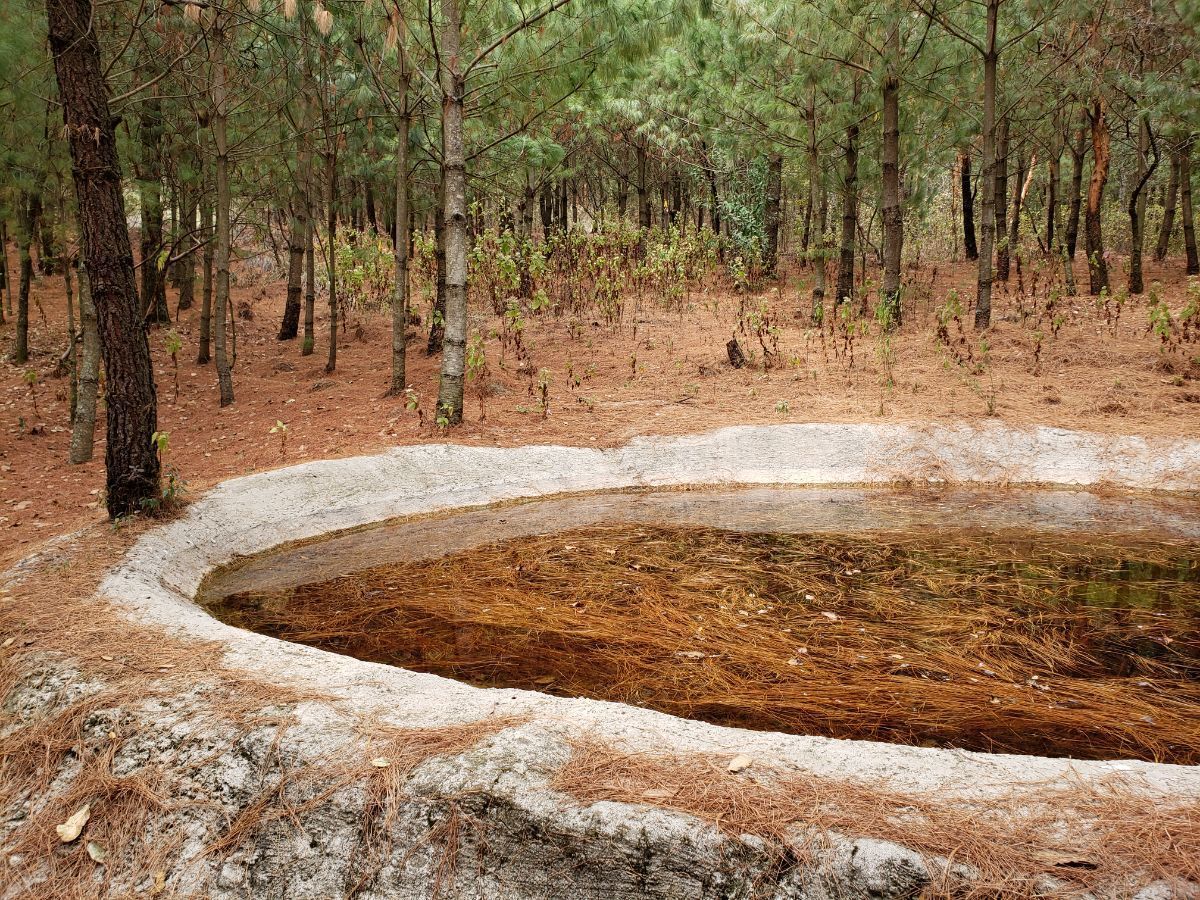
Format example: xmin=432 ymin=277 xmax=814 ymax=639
xmin=1 ymin=0 xmax=1199 ymax=513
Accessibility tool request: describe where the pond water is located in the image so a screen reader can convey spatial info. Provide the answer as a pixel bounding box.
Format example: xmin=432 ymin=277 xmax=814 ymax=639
xmin=201 ymin=488 xmax=1200 ymax=764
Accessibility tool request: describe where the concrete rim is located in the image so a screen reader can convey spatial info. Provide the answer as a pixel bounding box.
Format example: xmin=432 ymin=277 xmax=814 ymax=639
xmin=99 ymin=422 xmax=1200 ymax=798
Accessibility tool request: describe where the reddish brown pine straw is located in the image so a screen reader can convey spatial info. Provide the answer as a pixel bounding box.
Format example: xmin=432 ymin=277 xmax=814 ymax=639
xmin=212 ymin=523 xmax=1200 ymax=764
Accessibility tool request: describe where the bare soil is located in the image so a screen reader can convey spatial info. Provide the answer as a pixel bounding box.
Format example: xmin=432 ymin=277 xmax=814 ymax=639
xmin=2 ymin=249 xmax=1198 ymax=563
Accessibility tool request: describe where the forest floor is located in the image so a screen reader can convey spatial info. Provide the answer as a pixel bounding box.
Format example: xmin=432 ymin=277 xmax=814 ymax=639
xmin=1 ymin=249 xmax=1198 ymax=564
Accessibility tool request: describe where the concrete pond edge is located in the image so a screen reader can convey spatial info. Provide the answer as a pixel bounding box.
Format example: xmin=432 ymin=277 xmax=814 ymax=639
xmin=52 ymin=424 xmax=1200 ymax=895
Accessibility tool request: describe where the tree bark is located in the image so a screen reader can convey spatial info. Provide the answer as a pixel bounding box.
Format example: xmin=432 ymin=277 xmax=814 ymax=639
xmin=1155 ymin=150 xmax=1179 ymax=262
xmin=70 ymin=262 xmax=100 ymax=464
xmin=211 ymin=21 xmax=235 ymax=405
xmin=975 ymin=0 xmax=998 ymax=329
xmin=880 ymin=28 xmax=902 ymax=324
xmin=1127 ymin=115 xmax=1156 ymax=295
xmin=1181 ymin=141 xmax=1199 ymax=276
xmin=636 ymin=138 xmax=651 ymax=229
xmin=427 ymin=172 xmax=447 ymax=354
xmin=1007 ymin=146 xmax=1028 ymax=273
xmin=808 ymin=90 xmax=828 ymax=318
xmin=138 ymin=93 xmax=169 ymax=325
xmin=959 ymin=154 xmax=978 ymax=261
xmin=763 ymin=153 xmax=783 ymax=277
xmin=303 ymin=215 xmax=316 ymax=353
xmin=1065 ymin=124 xmax=1086 ymax=261
xmin=198 ymin=190 xmax=213 ymax=363
xmin=993 ymin=116 xmax=1010 ymax=282
xmin=46 ymin=0 xmax=159 ymax=516
xmin=324 ymin=150 xmax=339 ymax=375
xmin=835 ymin=83 xmax=860 ymax=306
xmin=12 ymin=194 xmax=32 ymax=364
xmin=1084 ymin=99 xmax=1110 ymax=295
xmin=1046 ymin=133 xmax=1061 ymax=254
xmin=436 ymin=0 xmax=468 ymax=424
xmin=0 ymin=219 xmax=8 ymax=325
xmin=389 ymin=38 xmax=411 ymax=397
xmin=176 ymin=186 xmax=196 ymax=313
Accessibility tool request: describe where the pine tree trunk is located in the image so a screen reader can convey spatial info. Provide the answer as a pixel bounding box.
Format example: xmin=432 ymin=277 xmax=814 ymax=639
xmin=198 ymin=191 xmax=213 ymax=363
xmin=63 ymin=247 xmax=77 ymax=422
xmin=428 ymin=173 xmax=447 ymax=354
xmin=0 ymin=220 xmax=8 ymax=325
xmin=835 ymin=99 xmax=859 ymax=306
xmin=763 ymin=154 xmax=782 ymax=277
xmin=1046 ymin=136 xmax=1061 ymax=253
xmin=436 ymin=0 xmax=469 ymax=424
xmin=960 ymin=151 xmax=979 ymax=260
xmin=1155 ymin=151 xmax=1179 ymax=262
xmin=880 ymin=32 xmax=902 ymax=324
xmin=975 ymin=0 xmax=998 ymax=329
xmin=138 ymin=94 xmax=169 ymax=325
xmin=70 ymin=262 xmax=100 ymax=464
xmin=808 ymin=90 xmax=827 ymax=318
xmin=46 ymin=0 xmax=159 ymax=516
xmin=1065 ymin=125 xmax=1086 ymax=261
xmin=1008 ymin=147 xmax=1028 ymax=272
xmin=1127 ymin=116 xmax=1155 ymax=295
xmin=389 ymin=43 xmax=411 ymax=397
xmin=13 ymin=194 xmax=32 ymax=364
xmin=279 ymin=150 xmax=307 ymax=340
xmin=993 ymin=117 xmax=1010 ymax=282
xmin=637 ymin=139 xmax=651 ymax=229
xmin=1084 ymin=99 xmax=1110 ymax=295
xmin=325 ymin=150 xmax=339 ymax=375
xmin=176 ymin=186 xmax=196 ymax=313
xmin=303 ymin=216 xmax=316 ymax=354
xmin=1181 ymin=142 xmax=1199 ymax=276
xmin=211 ymin=23 xmax=235 ymax=405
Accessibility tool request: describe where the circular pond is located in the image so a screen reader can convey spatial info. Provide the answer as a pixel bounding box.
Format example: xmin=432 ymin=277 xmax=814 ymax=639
xmin=201 ymin=486 xmax=1200 ymax=764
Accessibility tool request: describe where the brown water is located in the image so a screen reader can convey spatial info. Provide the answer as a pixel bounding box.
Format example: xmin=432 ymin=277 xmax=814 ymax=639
xmin=203 ymin=488 xmax=1200 ymax=763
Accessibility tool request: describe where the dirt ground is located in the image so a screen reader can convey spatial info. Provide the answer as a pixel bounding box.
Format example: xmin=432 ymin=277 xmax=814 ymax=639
xmin=1 ymin=247 xmax=1198 ymax=561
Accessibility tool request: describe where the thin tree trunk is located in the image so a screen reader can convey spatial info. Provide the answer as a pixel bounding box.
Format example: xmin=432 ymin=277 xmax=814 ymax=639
xmin=1127 ymin=115 xmax=1156 ymax=295
xmin=436 ymin=0 xmax=468 ymax=424
xmin=138 ymin=94 xmax=169 ymax=325
xmin=177 ymin=186 xmax=196 ymax=313
xmin=303 ymin=215 xmax=315 ymax=353
xmin=636 ymin=139 xmax=651 ymax=229
xmin=763 ymin=153 xmax=782 ymax=276
xmin=1084 ymin=99 xmax=1110 ymax=295
xmin=325 ymin=150 xmax=339 ymax=374
xmin=836 ymin=80 xmax=860 ymax=306
xmin=212 ymin=23 xmax=235 ymax=405
xmin=47 ymin=0 xmax=160 ymax=516
xmin=994 ymin=117 xmax=1010 ymax=282
xmin=12 ymin=195 xmax=32 ymax=364
xmin=388 ymin=39 xmax=411 ymax=397
xmin=1046 ymin=133 xmax=1062 ymax=253
xmin=198 ymin=190 xmax=213 ymax=363
xmin=70 ymin=262 xmax=100 ymax=463
xmin=427 ymin=173 xmax=447 ymax=354
xmin=1065 ymin=124 xmax=1086 ymax=261
xmin=960 ymin=151 xmax=979 ymax=260
xmin=0 ymin=220 xmax=8 ymax=325
xmin=1155 ymin=151 xmax=1179 ymax=262
xmin=64 ymin=247 xmax=77 ymax=421
xmin=880 ymin=26 xmax=903 ymax=324
xmin=1008 ymin=147 xmax=1028 ymax=273
xmin=975 ymin=0 xmax=998 ymax=329
xmin=1182 ymin=141 xmax=1199 ymax=276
